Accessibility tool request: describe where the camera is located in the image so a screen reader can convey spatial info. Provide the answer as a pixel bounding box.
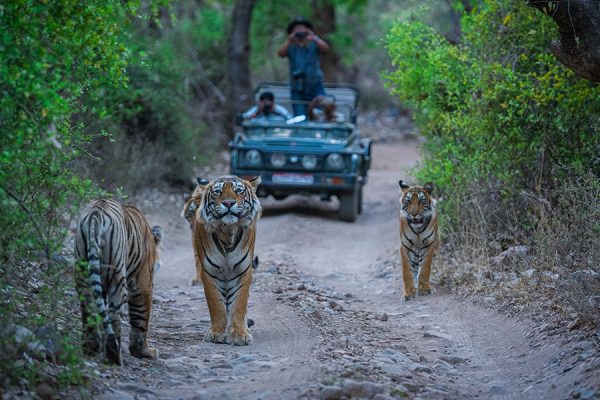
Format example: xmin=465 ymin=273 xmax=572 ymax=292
xmin=294 ymin=31 xmax=307 ymax=40
xmin=292 ymin=69 xmax=305 ymax=92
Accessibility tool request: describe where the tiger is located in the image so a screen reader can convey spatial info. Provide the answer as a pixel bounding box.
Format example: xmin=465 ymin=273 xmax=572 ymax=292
xmin=182 ymin=177 xmax=210 ymax=232
xmin=191 ymin=175 xmax=262 ymax=345
xmin=74 ymin=199 xmax=163 ymax=365
xmin=398 ymin=180 xmax=439 ymax=301
xmin=182 ymin=177 xmax=210 ymax=286
xmin=182 ymin=177 xmax=259 ymax=286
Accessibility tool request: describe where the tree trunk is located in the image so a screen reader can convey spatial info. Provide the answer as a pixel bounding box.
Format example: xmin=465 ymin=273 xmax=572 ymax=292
xmin=528 ymin=0 xmax=600 ymax=83
xmin=311 ymin=0 xmax=339 ymax=83
xmin=443 ymin=0 xmax=474 ymax=44
xmin=226 ymin=0 xmax=257 ymax=138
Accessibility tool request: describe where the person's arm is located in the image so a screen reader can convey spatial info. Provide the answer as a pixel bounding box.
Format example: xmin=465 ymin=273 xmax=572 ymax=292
xmin=277 ymin=34 xmax=294 ymax=57
xmin=242 ymin=105 xmax=258 ymax=119
xmin=275 ymin=104 xmax=293 ymax=119
xmin=308 ymin=32 xmax=330 ymax=53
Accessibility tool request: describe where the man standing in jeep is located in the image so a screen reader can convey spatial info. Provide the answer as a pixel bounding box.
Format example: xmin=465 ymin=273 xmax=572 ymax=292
xmin=277 ymin=16 xmax=330 ymax=117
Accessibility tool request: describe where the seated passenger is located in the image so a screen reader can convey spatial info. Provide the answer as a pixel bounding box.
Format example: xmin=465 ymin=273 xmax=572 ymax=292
xmin=307 ymin=95 xmax=345 ymax=123
xmin=242 ymin=91 xmax=292 ymax=121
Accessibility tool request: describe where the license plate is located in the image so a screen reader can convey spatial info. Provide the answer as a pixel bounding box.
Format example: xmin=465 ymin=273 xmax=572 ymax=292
xmin=272 ymin=173 xmax=314 ymax=185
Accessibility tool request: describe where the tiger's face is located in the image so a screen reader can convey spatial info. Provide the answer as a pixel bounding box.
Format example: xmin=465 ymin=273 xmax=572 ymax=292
xmin=399 ymin=181 xmax=435 ymax=231
xmin=182 ymin=178 xmax=210 ymax=229
xmin=201 ymin=176 xmax=262 ymax=228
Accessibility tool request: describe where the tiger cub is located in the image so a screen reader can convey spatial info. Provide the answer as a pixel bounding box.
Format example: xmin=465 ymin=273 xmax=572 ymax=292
xmin=398 ymin=180 xmax=439 ymax=300
xmin=181 ymin=177 xmax=210 ymax=286
xmin=74 ymin=199 xmax=163 ymax=365
xmin=182 ymin=177 xmax=210 ymax=231
xmin=191 ymin=175 xmax=262 ymax=345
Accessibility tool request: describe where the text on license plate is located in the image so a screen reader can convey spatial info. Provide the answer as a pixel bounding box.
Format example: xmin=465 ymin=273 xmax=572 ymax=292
xmin=272 ymin=173 xmax=314 ymax=185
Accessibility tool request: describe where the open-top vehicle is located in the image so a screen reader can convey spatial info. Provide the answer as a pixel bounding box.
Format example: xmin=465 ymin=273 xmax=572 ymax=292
xmin=229 ymin=82 xmax=371 ymax=222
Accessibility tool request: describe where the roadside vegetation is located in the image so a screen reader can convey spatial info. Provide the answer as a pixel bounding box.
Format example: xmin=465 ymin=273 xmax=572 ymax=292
xmin=385 ymin=0 xmax=600 ymax=329
xmin=0 ymin=0 xmax=159 ymax=392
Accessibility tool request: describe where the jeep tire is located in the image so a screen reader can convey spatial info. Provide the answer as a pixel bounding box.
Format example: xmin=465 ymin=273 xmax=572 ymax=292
xmin=339 ymin=188 xmax=359 ymax=222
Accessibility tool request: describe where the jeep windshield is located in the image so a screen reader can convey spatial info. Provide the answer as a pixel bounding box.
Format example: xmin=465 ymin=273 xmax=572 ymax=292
xmin=243 ymin=125 xmax=352 ymax=142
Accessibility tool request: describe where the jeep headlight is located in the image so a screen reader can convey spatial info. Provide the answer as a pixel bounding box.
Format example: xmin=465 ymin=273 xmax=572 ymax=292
xmin=244 ymin=149 xmax=262 ymax=167
xmin=270 ymin=154 xmax=286 ymax=168
xmin=302 ymin=154 xmax=317 ymax=170
xmin=326 ymin=153 xmax=344 ymax=170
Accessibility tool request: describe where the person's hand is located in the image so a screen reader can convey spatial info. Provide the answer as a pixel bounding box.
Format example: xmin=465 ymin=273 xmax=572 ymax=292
xmin=288 ymin=32 xmax=298 ymax=43
xmin=306 ymin=30 xmax=317 ymax=41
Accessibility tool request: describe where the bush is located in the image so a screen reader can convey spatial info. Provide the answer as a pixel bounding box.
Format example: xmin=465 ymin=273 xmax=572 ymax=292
xmin=385 ymin=0 xmax=600 ymax=327
xmin=385 ymin=0 xmax=600 ymax=233
xmin=83 ymin=7 xmax=224 ymax=191
xmin=436 ymin=174 xmax=600 ymax=329
xmin=0 ymin=0 xmax=163 ymax=392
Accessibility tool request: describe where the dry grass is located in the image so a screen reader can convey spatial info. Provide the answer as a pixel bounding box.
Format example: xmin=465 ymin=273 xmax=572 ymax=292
xmin=436 ymin=174 xmax=600 ymax=331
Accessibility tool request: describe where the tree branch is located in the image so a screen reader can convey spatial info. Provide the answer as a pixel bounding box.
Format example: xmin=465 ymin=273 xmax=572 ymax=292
xmin=0 ymin=184 xmax=51 ymax=258
xmin=528 ymin=0 xmax=600 ymax=82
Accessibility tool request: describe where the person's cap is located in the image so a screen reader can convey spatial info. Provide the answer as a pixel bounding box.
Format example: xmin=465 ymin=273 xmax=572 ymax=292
xmin=259 ymin=91 xmax=274 ymax=101
xmin=287 ymin=16 xmax=314 ymax=34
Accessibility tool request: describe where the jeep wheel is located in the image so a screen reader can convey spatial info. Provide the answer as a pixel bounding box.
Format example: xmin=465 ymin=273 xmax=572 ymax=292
xmin=339 ymin=188 xmax=359 ymax=222
xmin=357 ymin=185 xmax=363 ymax=214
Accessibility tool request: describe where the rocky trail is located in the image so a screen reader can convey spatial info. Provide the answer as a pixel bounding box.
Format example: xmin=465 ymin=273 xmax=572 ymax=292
xmin=92 ymin=140 xmax=599 ymax=400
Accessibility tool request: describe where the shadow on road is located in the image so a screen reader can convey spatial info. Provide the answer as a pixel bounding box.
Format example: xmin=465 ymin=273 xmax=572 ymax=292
xmin=259 ymin=194 xmax=340 ymax=220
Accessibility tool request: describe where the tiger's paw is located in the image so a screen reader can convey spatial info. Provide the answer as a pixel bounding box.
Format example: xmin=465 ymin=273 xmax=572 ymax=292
xmin=226 ymin=328 xmax=253 ymax=346
xmin=104 ymin=334 xmax=123 ymax=366
xmin=130 ymin=344 xmax=159 ymax=360
xmin=204 ymin=329 xmax=227 ymax=344
xmin=418 ymin=287 xmax=432 ymax=296
xmin=190 ymin=277 xmax=202 ymax=286
xmin=403 ymin=287 xmax=417 ymax=301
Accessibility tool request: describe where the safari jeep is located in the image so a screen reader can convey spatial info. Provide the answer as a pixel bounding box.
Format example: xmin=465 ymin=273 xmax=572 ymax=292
xmin=229 ymin=82 xmax=371 ymax=222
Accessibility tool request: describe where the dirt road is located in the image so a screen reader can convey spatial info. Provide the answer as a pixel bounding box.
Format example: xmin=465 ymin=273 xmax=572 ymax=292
xmin=96 ymin=140 xmax=599 ymax=400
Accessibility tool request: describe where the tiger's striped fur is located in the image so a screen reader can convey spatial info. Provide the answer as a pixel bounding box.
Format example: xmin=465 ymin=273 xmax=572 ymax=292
xmin=182 ymin=177 xmax=259 ymax=286
xmin=74 ymin=199 xmax=162 ymax=365
xmin=182 ymin=178 xmax=209 ymax=286
xmin=398 ymin=180 xmax=439 ymax=301
xmin=182 ymin=177 xmax=210 ymax=231
xmin=192 ymin=175 xmax=262 ymax=345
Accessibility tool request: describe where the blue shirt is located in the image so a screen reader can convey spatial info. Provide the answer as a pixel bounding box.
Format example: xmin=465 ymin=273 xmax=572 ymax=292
xmin=286 ymin=41 xmax=324 ymax=83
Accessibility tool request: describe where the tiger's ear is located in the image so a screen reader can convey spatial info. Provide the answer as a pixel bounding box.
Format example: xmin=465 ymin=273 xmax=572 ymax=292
xmin=399 ymin=180 xmax=410 ymax=190
xmin=196 ymin=177 xmax=209 ymax=186
xmin=248 ymin=175 xmax=261 ymax=192
xmin=423 ymin=182 xmax=434 ymax=195
xmin=151 ymin=226 xmax=163 ymax=245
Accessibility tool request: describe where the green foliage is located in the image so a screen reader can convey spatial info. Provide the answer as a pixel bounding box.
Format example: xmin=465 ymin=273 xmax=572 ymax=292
xmin=0 ymin=0 xmax=137 ymax=261
xmin=385 ymin=0 xmax=600 ymax=233
xmin=0 ymin=0 xmax=163 ymax=392
xmin=87 ymin=4 xmax=223 ymax=189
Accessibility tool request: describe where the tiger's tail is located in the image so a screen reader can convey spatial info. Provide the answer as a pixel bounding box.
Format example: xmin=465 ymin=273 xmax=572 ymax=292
xmin=76 ymin=211 xmax=120 ymax=363
xmin=86 ymin=213 xmax=114 ymax=338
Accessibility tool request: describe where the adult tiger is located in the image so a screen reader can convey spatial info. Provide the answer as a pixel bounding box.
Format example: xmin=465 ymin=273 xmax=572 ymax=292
xmin=74 ymin=199 xmax=163 ymax=365
xmin=398 ymin=180 xmax=439 ymax=301
xmin=192 ymin=175 xmax=262 ymax=345
xmin=182 ymin=177 xmax=259 ymax=286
